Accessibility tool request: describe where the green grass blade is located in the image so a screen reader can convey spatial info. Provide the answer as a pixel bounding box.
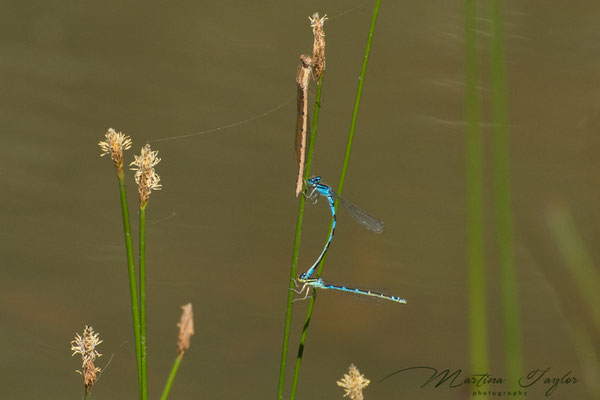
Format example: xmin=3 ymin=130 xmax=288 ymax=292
xmin=116 ymin=173 xmax=143 ymax=397
xmin=547 ymin=205 xmax=600 ymax=331
xmin=337 ymin=0 xmax=381 ymax=197
xmin=464 ymin=0 xmax=489 ymax=376
xmin=289 ymin=290 xmax=317 ymax=399
xmin=139 ymin=205 xmax=148 ymax=400
xmin=489 ymin=0 xmax=522 ymax=383
xmin=160 ymin=356 xmax=183 ymax=400
xmin=277 ymin=76 xmax=324 ymax=400
xmin=276 ymin=192 xmax=307 ymax=400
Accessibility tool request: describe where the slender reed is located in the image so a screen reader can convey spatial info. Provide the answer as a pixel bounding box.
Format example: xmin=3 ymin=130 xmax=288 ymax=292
xmin=547 ymin=206 xmax=600 ymax=332
xmin=120 ymin=173 xmax=143 ymax=396
xmin=489 ymin=0 xmax=522 ymax=383
xmin=139 ymin=206 xmax=148 ymax=400
xmin=289 ymin=280 xmax=317 ymax=399
xmin=464 ymin=0 xmax=489 ymax=377
xmin=336 ymin=0 xmax=381 ymax=197
xmin=277 ymin=12 xmax=327 ymax=400
xmin=289 ymin=2 xmax=382 ymax=399
xmin=277 ymin=77 xmax=325 ymax=400
xmin=98 ymin=129 xmax=143 ymax=396
xmin=161 ymin=357 xmax=183 ymax=400
xmin=288 ymin=90 xmax=329 ymax=398
xmin=546 ymin=205 xmax=600 ymax=396
xmin=161 ymin=303 xmax=195 ymax=400
xmin=131 ymin=143 xmax=163 ymax=400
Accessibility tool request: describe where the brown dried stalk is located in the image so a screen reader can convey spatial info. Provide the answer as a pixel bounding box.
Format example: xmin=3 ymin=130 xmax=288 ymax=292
xmin=295 ymin=54 xmax=312 ymax=197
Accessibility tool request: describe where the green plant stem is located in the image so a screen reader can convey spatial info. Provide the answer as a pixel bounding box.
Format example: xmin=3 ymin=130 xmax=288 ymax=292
xmin=277 ymin=77 xmax=324 ymax=400
xmin=547 ymin=206 xmax=600 ymax=333
xmin=290 ymin=1 xmax=382 ymax=397
xmin=276 ymin=194 xmax=305 ymax=400
xmin=117 ymin=171 xmax=143 ymax=397
xmin=140 ymin=204 xmax=148 ymax=400
xmin=84 ymin=387 xmax=92 ymax=400
xmin=288 ymin=79 xmax=325 ymax=400
xmin=289 ymin=286 xmax=317 ymax=400
xmin=464 ymin=0 xmax=489 ymax=378
xmin=160 ymin=355 xmax=183 ymax=400
xmin=337 ymin=0 xmax=381 ymax=197
xmin=489 ymin=0 xmax=522 ymax=383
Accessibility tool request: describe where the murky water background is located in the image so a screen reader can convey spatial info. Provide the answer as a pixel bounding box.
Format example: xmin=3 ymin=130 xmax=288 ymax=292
xmin=2 ymin=1 xmax=599 ymax=399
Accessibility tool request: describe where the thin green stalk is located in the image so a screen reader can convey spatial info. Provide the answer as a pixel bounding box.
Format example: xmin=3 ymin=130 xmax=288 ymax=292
xmin=489 ymin=0 xmax=522 ymax=383
xmin=546 ymin=206 xmax=600 ymax=397
xmin=277 ymin=77 xmax=324 ymax=400
xmin=290 ymin=1 xmax=382 ymax=397
xmin=84 ymin=387 xmax=92 ymax=400
xmin=288 ymin=78 xmax=325 ymax=400
xmin=547 ymin=206 xmax=600 ymax=332
xmin=289 ymin=282 xmax=317 ymax=400
xmin=337 ymin=0 xmax=381 ymax=196
xmin=139 ymin=204 xmax=148 ymax=400
xmin=464 ymin=0 xmax=489 ymax=377
xmin=117 ymin=172 xmax=143 ymax=397
xmin=277 ymin=194 xmax=306 ymax=400
xmin=160 ymin=356 xmax=183 ymax=400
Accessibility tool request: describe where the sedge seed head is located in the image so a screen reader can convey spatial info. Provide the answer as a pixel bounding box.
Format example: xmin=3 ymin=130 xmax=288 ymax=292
xmin=337 ymin=364 xmax=370 ymax=400
xmin=309 ymin=12 xmax=327 ymax=79
xmin=130 ymin=143 xmax=162 ymax=206
xmin=177 ymin=303 xmax=194 ymax=357
xmin=98 ymin=128 xmax=132 ymax=172
xmin=70 ymin=325 xmax=103 ymax=388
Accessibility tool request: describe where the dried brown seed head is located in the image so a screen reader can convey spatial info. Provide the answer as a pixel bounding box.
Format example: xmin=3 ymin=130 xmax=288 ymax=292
xmin=337 ymin=364 xmax=370 ymax=400
xmin=309 ymin=13 xmax=328 ymax=79
xmin=130 ymin=143 xmax=162 ymax=206
xmin=98 ymin=128 xmax=132 ymax=172
xmin=71 ymin=325 xmax=103 ymax=389
xmin=177 ymin=303 xmax=194 ymax=357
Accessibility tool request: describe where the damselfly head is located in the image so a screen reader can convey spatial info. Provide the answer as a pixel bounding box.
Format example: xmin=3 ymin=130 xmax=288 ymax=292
xmin=299 ymin=54 xmax=312 ymax=69
xmin=307 ymin=176 xmax=322 ymax=186
xmin=298 ymin=272 xmax=309 ymax=281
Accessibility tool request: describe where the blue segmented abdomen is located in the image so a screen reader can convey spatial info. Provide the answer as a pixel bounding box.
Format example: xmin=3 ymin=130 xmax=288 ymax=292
xmin=304 ymin=192 xmax=336 ymax=279
xmin=319 ymin=281 xmax=407 ymax=304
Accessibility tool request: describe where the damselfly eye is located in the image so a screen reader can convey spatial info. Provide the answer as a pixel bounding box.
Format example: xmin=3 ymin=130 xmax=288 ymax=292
xmin=307 ymin=176 xmax=321 ymax=186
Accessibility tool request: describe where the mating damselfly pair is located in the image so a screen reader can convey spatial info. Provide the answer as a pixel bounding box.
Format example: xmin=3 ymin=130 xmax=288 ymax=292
xmin=294 ymin=176 xmax=406 ymax=304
